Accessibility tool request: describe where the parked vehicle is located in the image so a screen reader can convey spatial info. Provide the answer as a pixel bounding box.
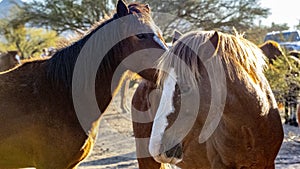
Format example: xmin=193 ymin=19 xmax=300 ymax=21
xmin=264 ymin=30 xmax=300 ymax=51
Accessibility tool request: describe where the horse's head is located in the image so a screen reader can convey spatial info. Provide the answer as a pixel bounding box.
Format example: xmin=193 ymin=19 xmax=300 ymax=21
xmin=149 ymin=31 xmax=220 ymax=164
xmin=259 ymin=40 xmax=284 ymax=63
xmin=112 ymin=0 xmax=168 ymax=81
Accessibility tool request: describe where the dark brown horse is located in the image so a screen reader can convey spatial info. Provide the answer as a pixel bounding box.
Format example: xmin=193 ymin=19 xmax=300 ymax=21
xmin=259 ymin=40 xmax=284 ymax=63
xmin=282 ymin=54 xmax=300 ymax=127
xmin=288 ymin=50 xmax=300 ymax=59
xmin=0 ymin=1 xmax=167 ymax=168
xmin=0 ymin=51 xmax=20 ymax=72
xmin=133 ymin=31 xmax=283 ymax=168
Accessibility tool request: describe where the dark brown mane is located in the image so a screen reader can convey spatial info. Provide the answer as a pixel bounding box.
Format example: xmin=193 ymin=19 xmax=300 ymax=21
xmin=46 ymin=15 xmax=119 ymax=88
xmin=46 ymin=2 xmax=151 ymax=89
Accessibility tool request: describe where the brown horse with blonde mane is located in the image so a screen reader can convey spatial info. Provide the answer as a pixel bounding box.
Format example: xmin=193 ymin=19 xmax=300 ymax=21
xmin=0 ymin=51 xmax=20 ymax=72
xmin=259 ymin=40 xmax=284 ymax=63
xmin=0 ymin=0 xmax=168 ymax=168
xmin=132 ymin=31 xmax=283 ymax=169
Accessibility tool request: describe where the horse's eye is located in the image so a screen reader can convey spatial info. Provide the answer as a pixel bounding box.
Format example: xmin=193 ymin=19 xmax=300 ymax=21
xmin=180 ymin=84 xmax=192 ymax=95
xmin=136 ymin=34 xmax=147 ymax=39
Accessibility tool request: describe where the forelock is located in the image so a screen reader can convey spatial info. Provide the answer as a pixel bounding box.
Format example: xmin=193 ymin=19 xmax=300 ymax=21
xmin=128 ymin=3 xmax=151 ymax=14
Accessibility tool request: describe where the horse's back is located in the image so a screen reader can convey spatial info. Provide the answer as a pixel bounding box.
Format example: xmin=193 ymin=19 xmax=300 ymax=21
xmin=0 ymin=61 xmax=91 ymax=169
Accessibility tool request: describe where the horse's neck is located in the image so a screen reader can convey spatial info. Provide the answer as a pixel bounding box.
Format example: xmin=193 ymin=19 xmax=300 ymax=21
xmin=55 ymin=50 xmax=126 ymax=135
xmin=95 ymin=70 xmax=114 ymax=113
xmin=95 ymin=53 xmax=125 ymax=113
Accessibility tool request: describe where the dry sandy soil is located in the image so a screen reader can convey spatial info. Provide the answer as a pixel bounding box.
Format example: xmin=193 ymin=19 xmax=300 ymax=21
xmin=79 ymin=86 xmax=300 ymax=169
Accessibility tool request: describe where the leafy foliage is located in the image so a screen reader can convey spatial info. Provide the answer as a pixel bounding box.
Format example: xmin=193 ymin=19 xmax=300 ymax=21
xmin=296 ymin=20 xmax=300 ymax=30
xmin=245 ymin=22 xmax=290 ymax=44
xmin=8 ymin=0 xmax=271 ymax=41
xmin=0 ymin=18 xmax=59 ymax=58
xmin=15 ymin=0 xmax=114 ymax=34
xmin=131 ymin=0 xmax=270 ymax=40
xmin=265 ymin=55 xmax=300 ymax=103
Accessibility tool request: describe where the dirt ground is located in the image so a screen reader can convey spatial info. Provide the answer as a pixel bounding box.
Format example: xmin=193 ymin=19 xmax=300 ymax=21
xmin=79 ymin=87 xmax=300 ymax=169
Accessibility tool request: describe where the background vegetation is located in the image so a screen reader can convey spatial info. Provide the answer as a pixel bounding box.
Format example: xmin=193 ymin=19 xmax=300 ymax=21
xmin=265 ymin=55 xmax=300 ymax=104
xmin=0 ymin=18 xmax=59 ymax=58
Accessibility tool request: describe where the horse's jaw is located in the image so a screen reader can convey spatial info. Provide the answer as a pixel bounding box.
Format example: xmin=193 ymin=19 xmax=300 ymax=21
xmin=152 ymin=142 xmax=183 ymax=165
xmin=153 ymin=152 xmax=183 ymax=165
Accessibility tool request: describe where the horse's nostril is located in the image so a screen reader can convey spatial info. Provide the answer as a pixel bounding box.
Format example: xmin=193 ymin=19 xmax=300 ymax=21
xmin=165 ymin=143 xmax=183 ymax=159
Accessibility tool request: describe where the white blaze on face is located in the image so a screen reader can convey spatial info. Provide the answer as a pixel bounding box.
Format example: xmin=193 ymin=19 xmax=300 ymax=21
xmin=149 ymin=68 xmax=177 ymax=157
xmin=153 ymin=34 xmax=169 ymax=51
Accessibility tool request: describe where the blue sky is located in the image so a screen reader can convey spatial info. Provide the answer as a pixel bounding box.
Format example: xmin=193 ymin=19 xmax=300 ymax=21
xmin=260 ymin=0 xmax=299 ymax=29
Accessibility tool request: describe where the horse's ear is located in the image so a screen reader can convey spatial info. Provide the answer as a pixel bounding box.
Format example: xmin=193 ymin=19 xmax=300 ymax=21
xmin=209 ymin=31 xmax=219 ymax=49
xmin=145 ymin=4 xmax=150 ymax=11
xmin=172 ymin=30 xmax=183 ymax=44
xmin=117 ymin=0 xmax=129 ymax=17
xmin=8 ymin=51 xmax=18 ymax=56
xmin=199 ymin=31 xmax=219 ymax=60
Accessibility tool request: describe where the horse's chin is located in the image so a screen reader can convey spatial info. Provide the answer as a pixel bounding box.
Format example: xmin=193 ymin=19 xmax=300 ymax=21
xmin=153 ymin=153 xmax=183 ymax=165
xmin=152 ymin=143 xmax=183 ymax=164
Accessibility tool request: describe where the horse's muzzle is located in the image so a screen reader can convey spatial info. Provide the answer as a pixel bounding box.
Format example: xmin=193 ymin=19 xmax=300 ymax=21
xmin=153 ymin=143 xmax=183 ymax=164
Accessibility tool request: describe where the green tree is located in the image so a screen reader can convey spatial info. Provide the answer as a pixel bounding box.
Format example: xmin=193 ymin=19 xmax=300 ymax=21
xmin=296 ymin=20 xmax=300 ymax=30
xmin=15 ymin=0 xmax=114 ymax=34
xmin=245 ymin=22 xmax=290 ymax=44
xmin=0 ymin=18 xmax=59 ymax=58
xmin=132 ymin=0 xmax=270 ymax=40
xmin=265 ymin=55 xmax=300 ymax=103
xmin=268 ymin=22 xmax=290 ymax=32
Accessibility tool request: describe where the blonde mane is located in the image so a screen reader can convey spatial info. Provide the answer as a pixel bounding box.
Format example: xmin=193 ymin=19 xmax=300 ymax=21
xmin=259 ymin=40 xmax=281 ymax=49
xmin=156 ymin=31 xmax=267 ymax=87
